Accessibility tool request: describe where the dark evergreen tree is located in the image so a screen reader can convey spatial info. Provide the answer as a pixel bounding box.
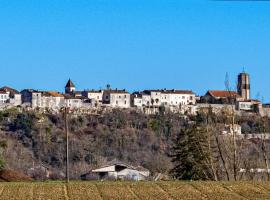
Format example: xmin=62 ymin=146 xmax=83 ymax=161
xmin=171 ymin=124 xmax=216 ymax=180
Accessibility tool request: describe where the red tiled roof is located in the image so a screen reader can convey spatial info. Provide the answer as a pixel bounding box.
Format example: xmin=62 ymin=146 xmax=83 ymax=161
xmin=208 ymin=90 xmax=239 ymax=98
xmin=43 ymin=91 xmax=64 ymax=97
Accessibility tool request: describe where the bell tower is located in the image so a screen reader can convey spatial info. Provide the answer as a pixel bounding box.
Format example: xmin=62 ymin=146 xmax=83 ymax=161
xmin=65 ymin=79 xmax=76 ymax=94
xmin=237 ymin=71 xmax=250 ymax=100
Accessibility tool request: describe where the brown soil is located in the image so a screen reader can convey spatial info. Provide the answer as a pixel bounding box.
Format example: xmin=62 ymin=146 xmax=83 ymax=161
xmin=0 ymin=169 xmax=33 ymax=182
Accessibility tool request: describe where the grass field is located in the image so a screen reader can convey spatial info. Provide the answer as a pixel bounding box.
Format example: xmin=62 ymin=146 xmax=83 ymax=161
xmin=0 ymin=181 xmax=270 ymax=200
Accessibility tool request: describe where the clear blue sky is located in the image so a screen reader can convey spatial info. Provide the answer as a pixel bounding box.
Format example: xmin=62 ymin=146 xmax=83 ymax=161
xmin=0 ymin=0 xmax=270 ymax=101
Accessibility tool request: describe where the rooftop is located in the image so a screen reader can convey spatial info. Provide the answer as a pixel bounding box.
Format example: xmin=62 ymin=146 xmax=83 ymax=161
xmin=65 ymin=79 xmax=75 ymax=88
xmin=207 ymin=90 xmax=239 ymax=98
xmin=143 ymin=89 xmax=194 ymax=95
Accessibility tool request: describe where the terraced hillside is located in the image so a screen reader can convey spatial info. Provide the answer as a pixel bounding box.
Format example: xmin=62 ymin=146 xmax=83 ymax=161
xmin=0 ymin=181 xmax=270 ymax=200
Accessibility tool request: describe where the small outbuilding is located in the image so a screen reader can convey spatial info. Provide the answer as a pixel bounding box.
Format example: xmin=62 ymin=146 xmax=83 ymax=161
xmin=92 ymin=161 xmax=150 ymax=181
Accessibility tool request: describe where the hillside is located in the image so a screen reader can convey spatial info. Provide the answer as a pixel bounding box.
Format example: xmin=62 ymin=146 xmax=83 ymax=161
xmin=0 ymin=108 xmax=269 ymax=180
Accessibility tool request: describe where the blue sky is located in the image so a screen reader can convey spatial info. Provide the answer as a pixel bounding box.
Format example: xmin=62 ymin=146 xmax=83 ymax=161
xmin=0 ymin=0 xmax=270 ymax=101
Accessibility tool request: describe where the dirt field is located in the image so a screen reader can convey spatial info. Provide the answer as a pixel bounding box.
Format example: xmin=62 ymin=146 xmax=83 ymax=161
xmin=0 ymin=181 xmax=270 ymax=200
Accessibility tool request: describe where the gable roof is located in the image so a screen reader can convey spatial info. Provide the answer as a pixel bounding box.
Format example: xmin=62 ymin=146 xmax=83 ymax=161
xmin=92 ymin=159 xmax=150 ymax=174
xmin=207 ymin=90 xmax=239 ymax=98
xmin=65 ymin=79 xmax=75 ymax=88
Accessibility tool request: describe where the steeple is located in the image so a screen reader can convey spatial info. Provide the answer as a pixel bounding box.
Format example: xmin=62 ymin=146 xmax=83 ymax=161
xmin=65 ymin=79 xmax=76 ymax=94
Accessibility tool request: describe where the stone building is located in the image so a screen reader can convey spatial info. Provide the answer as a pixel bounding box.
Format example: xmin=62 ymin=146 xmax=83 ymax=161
xmin=102 ymin=89 xmax=130 ymax=108
xmin=0 ymin=86 xmax=22 ymax=106
xmin=21 ymin=89 xmax=64 ymax=109
xmin=82 ymin=90 xmax=103 ymax=107
xmin=64 ymin=94 xmax=91 ymax=109
xmin=237 ymin=72 xmax=250 ymax=100
xmin=65 ymin=79 xmax=76 ymax=94
xmin=132 ymin=89 xmax=196 ymax=108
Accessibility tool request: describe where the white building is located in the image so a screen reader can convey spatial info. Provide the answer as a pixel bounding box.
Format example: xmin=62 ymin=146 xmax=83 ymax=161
xmin=0 ymin=86 xmax=22 ymax=106
xmin=0 ymin=91 xmax=9 ymax=104
xmin=64 ymin=94 xmax=91 ymax=109
xmin=92 ymin=161 xmax=150 ymax=181
xmin=132 ymin=89 xmax=196 ymax=108
xmin=236 ymin=100 xmax=261 ymax=112
xmin=102 ymin=89 xmax=130 ymax=108
xmin=65 ymin=79 xmax=76 ymax=94
xmin=21 ymin=90 xmax=65 ymax=109
xmin=82 ymin=90 xmax=103 ymax=107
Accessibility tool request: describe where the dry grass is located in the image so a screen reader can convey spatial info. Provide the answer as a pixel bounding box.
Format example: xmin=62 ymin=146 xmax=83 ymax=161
xmin=0 ymin=181 xmax=269 ymax=200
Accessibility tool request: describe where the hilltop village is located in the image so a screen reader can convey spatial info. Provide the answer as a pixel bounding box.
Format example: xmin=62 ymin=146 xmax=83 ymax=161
xmin=0 ymin=71 xmax=268 ymax=116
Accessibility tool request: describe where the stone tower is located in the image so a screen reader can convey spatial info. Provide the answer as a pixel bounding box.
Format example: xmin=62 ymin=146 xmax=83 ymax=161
xmin=237 ymin=72 xmax=250 ymax=100
xmin=65 ymin=79 xmax=76 ymax=94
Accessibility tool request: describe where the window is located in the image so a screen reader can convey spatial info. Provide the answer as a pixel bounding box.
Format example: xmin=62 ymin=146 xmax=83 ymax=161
xmin=116 ymin=100 xmax=118 ymax=104
xmin=124 ymin=95 xmax=126 ymax=98
xmin=124 ymin=100 xmax=127 ymax=104
xmin=190 ymin=96 xmax=193 ymax=100
xmin=182 ymin=96 xmax=185 ymax=99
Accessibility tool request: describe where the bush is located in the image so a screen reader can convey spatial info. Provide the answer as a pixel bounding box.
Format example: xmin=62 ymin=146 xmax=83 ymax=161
xmin=9 ymin=113 xmax=36 ymax=136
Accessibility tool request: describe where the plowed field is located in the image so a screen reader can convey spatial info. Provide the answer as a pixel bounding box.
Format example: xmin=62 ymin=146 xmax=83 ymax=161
xmin=0 ymin=181 xmax=270 ymax=200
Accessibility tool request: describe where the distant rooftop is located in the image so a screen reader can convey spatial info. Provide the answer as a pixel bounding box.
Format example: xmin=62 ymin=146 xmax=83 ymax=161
xmin=65 ymin=79 xmax=75 ymax=88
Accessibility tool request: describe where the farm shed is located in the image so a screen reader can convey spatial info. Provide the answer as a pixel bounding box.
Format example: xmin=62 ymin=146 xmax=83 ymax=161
xmin=92 ymin=161 xmax=150 ymax=181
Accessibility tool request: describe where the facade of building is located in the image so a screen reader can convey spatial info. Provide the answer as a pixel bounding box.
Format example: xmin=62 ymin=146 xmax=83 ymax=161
xmin=65 ymin=79 xmax=76 ymax=94
xmin=82 ymin=90 xmax=103 ymax=106
xmin=237 ymin=72 xmax=250 ymax=100
xmin=21 ymin=90 xmax=64 ymax=109
xmin=132 ymin=89 xmax=195 ymax=108
xmin=0 ymin=91 xmax=9 ymax=104
xmin=0 ymin=86 xmax=22 ymax=106
xmin=236 ymin=100 xmax=262 ymax=112
xmin=64 ymin=94 xmax=91 ymax=109
xmin=102 ymin=89 xmax=130 ymax=108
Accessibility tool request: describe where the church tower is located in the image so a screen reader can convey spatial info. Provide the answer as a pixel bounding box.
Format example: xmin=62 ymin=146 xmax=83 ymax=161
xmin=237 ymin=72 xmax=250 ymax=100
xmin=65 ymin=79 xmax=76 ymax=94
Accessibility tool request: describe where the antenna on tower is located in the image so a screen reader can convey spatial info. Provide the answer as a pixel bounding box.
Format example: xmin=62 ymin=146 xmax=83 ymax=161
xmin=242 ymin=66 xmax=245 ymax=73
